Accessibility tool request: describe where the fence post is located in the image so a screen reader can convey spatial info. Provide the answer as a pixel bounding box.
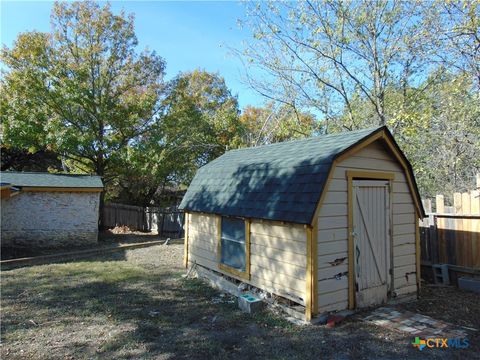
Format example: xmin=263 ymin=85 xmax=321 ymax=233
xmin=432 ymin=215 xmax=438 ymax=264
xmin=436 ymin=195 xmax=444 ymax=263
xmin=423 ymin=199 xmax=432 ymax=213
xmin=463 ymin=193 xmax=472 ymax=267
xmin=178 ymin=212 xmax=185 ymax=238
xmin=472 ymin=190 xmax=480 ymax=268
xmin=102 ymin=203 xmax=184 ymax=236
xmin=159 ymin=213 xmax=165 ymax=238
xmin=453 ymin=193 xmax=463 ymax=267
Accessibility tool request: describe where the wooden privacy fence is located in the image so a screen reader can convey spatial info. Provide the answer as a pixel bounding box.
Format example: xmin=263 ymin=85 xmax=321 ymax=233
xmin=102 ymin=203 xmax=184 ymax=238
xmin=420 ymin=185 xmax=480 ymax=270
xmin=103 ymin=203 xmax=147 ymax=231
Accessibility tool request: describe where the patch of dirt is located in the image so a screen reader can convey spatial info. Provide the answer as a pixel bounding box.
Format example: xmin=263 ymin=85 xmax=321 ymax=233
xmin=107 ymin=225 xmax=133 ymax=234
xmin=399 ymin=284 xmax=480 ymax=331
xmin=104 ymin=225 xmax=152 ymax=235
xmin=396 ymin=284 xmax=480 ymax=356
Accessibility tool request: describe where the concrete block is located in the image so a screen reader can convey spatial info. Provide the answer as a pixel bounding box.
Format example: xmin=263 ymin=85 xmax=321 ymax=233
xmin=238 ymin=293 xmax=264 ymax=314
xmin=458 ymin=277 xmax=480 ymax=294
xmin=432 ymin=264 xmax=450 ymax=285
xmin=196 ymin=266 xmax=240 ymax=297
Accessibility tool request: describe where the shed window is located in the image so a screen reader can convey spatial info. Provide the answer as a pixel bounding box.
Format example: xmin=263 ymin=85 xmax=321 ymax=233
xmin=220 ymin=217 xmax=246 ymax=271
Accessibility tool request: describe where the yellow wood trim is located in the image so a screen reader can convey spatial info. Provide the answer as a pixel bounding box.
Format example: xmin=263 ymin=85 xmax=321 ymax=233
xmin=217 ymin=215 xmax=251 ymax=281
xmin=305 ymin=226 xmax=313 ymax=321
xmin=187 ymin=210 xmax=307 ymax=228
xmin=184 ymin=212 xmax=189 ymax=268
xmin=21 ymin=187 xmax=103 ymax=193
xmin=347 ymin=170 xmax=395 ymax=309
xmin=312 ymin=219 xmax=318 ymax=314
xmin=322 ymin=129 xmax=423 ymax=219
xmin=218 ymin=263 xmax=250 ymax=280
xmin=346 ymin=170 xmax=395 ymax=180
xmin=1 ymin=188 xmax=11 ymax=199
xmin=311 ymin=131 xmax=423 ymax=226
xmin=256 ymin=218 xmax=306 ymax=228
xmin=246 ymin=219 xmax=251 ymax=279
xmin=335 ymin=131 xmax=385 ymax=163
xmin=415 ymin=209 xmax=421 ymax=294
xmin=310 ymin=159 xmax=338 ymax=224
xmin=216 ymin=215 xmax=222 ymax=263
xmin=388 ymin=177 xmax=395 ymax=293
xmin=347 ymin=174 xmax=355 ymax=309
xmin=381 ymin=134 xmax=424 ymax=218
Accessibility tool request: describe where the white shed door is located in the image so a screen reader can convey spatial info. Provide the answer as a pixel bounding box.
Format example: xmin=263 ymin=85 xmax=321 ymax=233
xmin=353 ymin=180 xmax=391 ymax=308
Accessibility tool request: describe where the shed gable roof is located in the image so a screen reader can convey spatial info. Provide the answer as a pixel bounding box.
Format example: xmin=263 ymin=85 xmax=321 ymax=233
xmin=180 ymin=126 xmax=424 ymax=224
xmin=0 ymin=172 xmax=103 ymax=189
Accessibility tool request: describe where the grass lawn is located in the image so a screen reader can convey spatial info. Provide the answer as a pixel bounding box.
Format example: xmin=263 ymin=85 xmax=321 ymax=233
xmin=1 ymin=244 xmax=477 ymax=359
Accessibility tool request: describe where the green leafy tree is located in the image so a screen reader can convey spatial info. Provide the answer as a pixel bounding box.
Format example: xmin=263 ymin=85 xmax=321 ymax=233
xmin=0 ymin=147 xmax=62 ymax=172
xmin=1 ymin=1 xmax=165 ymax=192
xmin=110 ymin=70 xmax=244 ymax=206
xmin=403 ymin=73 xmax=480 ymax=197
xmin=161 ymin=70 xmax=243 ymax=181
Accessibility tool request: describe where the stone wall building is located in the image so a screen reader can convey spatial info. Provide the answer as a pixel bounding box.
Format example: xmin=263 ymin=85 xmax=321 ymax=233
xmin=1 ymin=172 xmax=103 ymax=249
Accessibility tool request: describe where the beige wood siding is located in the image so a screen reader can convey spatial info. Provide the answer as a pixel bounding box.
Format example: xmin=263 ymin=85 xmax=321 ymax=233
xmin=188 ymin=213 xmax=307 ymax=305
xmin=317 ymin=141 xmax=417 ymax=312
xmin=187 ymin=213 xmax=219 ymax=271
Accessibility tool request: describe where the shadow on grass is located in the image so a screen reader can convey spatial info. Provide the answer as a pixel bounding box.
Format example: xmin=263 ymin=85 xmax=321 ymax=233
xmin=1 ymin=232 xmax=172 ymax=261
xmin=1 ymin=255 xmax=461 ymax=360
xmin=98 ymin=232 xmax=164 ymax=244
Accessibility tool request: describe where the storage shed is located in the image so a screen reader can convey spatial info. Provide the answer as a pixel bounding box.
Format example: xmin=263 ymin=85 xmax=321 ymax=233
xmin=1 ymin=172 xmax=103 ymax=249
xmin=180 ymin=126 xmax=425 ymax=321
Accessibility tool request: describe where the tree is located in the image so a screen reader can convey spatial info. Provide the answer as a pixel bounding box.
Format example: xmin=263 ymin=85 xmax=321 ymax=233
xmin=240 ymin=0 xmax=429 ymax=129
xmin=405 ymin=73 xmax=480 ymax=197
xmin=240 ymin=102 xmax=319 ymax=146
xmin=110 ymin=70 xmax=244 ymax=206
xmin=0 ymin=146 xmax=62 ymax=172
xmin=332 ymin=71 xmax=480 ymax=198
xmin=1 ymin=1 xmax=165 ymax=191
xmin=425 ymin=1 xmax=480 ymax=90
xmin=160 ymin=70 xmax=243 ymax=182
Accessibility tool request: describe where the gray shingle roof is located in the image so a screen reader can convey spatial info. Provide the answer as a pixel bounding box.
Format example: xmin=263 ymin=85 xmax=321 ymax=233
xmin=180 ymin=126 xmax=389 ymax=224
xmin=0 ymin=172 xmax=103 ymax=189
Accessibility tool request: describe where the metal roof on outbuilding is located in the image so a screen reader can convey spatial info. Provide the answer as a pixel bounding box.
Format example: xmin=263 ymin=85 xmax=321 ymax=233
xmin=0 ymin=172 xmax=103 ymax=189
xmin=180 ymin=126 xmax=424 ymax=224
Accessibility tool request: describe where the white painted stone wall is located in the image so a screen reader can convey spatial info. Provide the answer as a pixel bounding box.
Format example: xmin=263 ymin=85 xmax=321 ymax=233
xmin=1 ymin=191 xmax=100 ymax=248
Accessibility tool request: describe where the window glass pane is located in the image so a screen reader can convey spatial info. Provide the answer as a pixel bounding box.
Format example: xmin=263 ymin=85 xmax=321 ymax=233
xmin=221 ymin=239 xmax=246 ymax=271
xmin=221 ymin=217 xmax=245 ymax=243
xmin=220 ymin=217 xmax=246 ymax=271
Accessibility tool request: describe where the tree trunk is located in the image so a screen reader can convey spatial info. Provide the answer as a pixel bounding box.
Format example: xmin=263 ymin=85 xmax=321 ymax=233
xmin=96 ymin=149 xmax=106 ymax=229
xmin=99 ymin=190 xmax=106 ymax=230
